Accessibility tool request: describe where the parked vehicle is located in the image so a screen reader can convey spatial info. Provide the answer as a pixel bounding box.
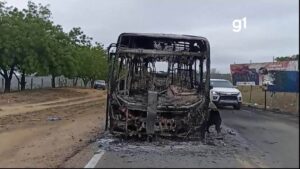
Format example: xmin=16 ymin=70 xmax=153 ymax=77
xmin=210 ymin=79 xmax=242 ymax=109
xmin=94 ymin=80 xmax=106 ymax=90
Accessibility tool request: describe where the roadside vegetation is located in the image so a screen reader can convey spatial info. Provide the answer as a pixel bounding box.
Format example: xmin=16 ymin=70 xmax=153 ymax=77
xmin=0 ymin=1 xmax=107 ymax=93
xmin=275 ymin=54 xmax=299 ymax=61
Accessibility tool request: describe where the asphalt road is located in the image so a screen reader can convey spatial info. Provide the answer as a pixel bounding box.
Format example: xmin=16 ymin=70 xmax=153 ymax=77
xmin=83 ymin=107 xmax=299 ymax=168
xmin=221 ymin=107 xmax=299 ymax=168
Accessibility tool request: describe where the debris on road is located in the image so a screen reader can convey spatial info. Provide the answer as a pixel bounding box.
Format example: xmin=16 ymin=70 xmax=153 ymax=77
xmin=263 ymin=140 xmax=278 ymax=145
xmin=227 ymin=130 xmax=236 ymax=136
xmin=215 ymin=136 xmax=223 ymax=140
xmin=98 ymin=138 xmax=116 ymax=149
xmin=206 ymin=141 xmax=216 ymax=146
xmin=220 ymin=141 xmax=226 ymax=146
xmin=93 ymin=124 xmax=271 ymax=168
xmin=47 ymin=116 xmax=62 ymax=121
xmin=96 ymin=124 xmax=238 ymax=155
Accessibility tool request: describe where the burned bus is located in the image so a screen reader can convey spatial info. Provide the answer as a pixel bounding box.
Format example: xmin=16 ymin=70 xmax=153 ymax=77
xmin=105 ymin=33 xmax=217 ymax=140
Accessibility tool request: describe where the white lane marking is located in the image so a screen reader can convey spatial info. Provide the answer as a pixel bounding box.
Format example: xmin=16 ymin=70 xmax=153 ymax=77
xmin=84 ymin=149 xmax=105 ymax=168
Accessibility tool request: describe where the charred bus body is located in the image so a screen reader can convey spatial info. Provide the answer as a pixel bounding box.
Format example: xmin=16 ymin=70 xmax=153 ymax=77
xmin=106 ymin=33 xmax=216 ymax=140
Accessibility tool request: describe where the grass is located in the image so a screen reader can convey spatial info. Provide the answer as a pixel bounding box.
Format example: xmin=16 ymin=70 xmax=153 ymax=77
xmin=237 ymin=85 xmax=299 ymax=113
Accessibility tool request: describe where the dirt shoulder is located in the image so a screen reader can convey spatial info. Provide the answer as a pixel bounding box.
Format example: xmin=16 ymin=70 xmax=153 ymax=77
xmin=0 ymin=88 xmax=106 ymax=168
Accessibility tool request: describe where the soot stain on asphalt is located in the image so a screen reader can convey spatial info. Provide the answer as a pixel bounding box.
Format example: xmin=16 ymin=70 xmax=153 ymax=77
xmin=95 ymin=125 xmax=257 ymax=160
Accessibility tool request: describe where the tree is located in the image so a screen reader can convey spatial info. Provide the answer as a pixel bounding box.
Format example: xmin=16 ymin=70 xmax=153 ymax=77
xmin=80 ymin=45 xmax=107 ymax=87
xmin=16 ymin=1 xmax=52 ymax=90
xmin=0 ymin=1 xmax=54 ymax=91
xmin=74 ymin=44 xmax=107 ymax=87
xmin=275 ymin=54 xmax=299 ymax=61
xmin=0 ymin=1 xmax=108 ymax=92
xmin=68 ymin=27 xmax=107 ymax=88
xmin=42 ymin=24 xmax=74 ymax=88
xmin=67 ymin=27 xmax=92 ymax=86
xmin=0 ymin=4 xmax=25 ymax=92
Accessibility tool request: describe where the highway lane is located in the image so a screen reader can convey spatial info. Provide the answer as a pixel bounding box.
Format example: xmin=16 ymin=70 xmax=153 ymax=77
xmin=80 ymin=107 xmax=299 ymax=168
xmin=220 ymin=107 xmax=299 ymax=168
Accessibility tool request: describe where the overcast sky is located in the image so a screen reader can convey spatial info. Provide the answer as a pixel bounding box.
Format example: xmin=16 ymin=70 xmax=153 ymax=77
xmin=5 ymin=0 xmax=299 ymax=73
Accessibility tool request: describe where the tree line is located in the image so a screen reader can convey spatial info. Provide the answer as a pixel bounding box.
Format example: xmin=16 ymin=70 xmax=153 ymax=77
xmin=0 ymin=1 xmax=108 ymax=93
xmin=275 ymin=54 xmax=299 ymax=62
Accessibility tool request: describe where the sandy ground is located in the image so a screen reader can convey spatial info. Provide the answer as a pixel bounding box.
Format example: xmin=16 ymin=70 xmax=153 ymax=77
xmin=0 ymin=88 xmax=107 ymax=168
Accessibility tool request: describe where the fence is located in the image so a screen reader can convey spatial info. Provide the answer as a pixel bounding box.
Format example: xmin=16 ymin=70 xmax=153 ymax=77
xmin=237 ymin=85 xmax=299 ymax=114
xmin=0 ymin=75 xmax=92 ymax=93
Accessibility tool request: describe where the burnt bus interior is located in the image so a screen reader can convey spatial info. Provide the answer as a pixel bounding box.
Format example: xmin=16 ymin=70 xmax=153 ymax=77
xmin=106 ymin=33 xmax=211 ymax=139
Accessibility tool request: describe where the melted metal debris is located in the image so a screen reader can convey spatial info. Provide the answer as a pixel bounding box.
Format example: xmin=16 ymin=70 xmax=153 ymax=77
xmin=96 ymin=126 xmax=241 ymax=155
